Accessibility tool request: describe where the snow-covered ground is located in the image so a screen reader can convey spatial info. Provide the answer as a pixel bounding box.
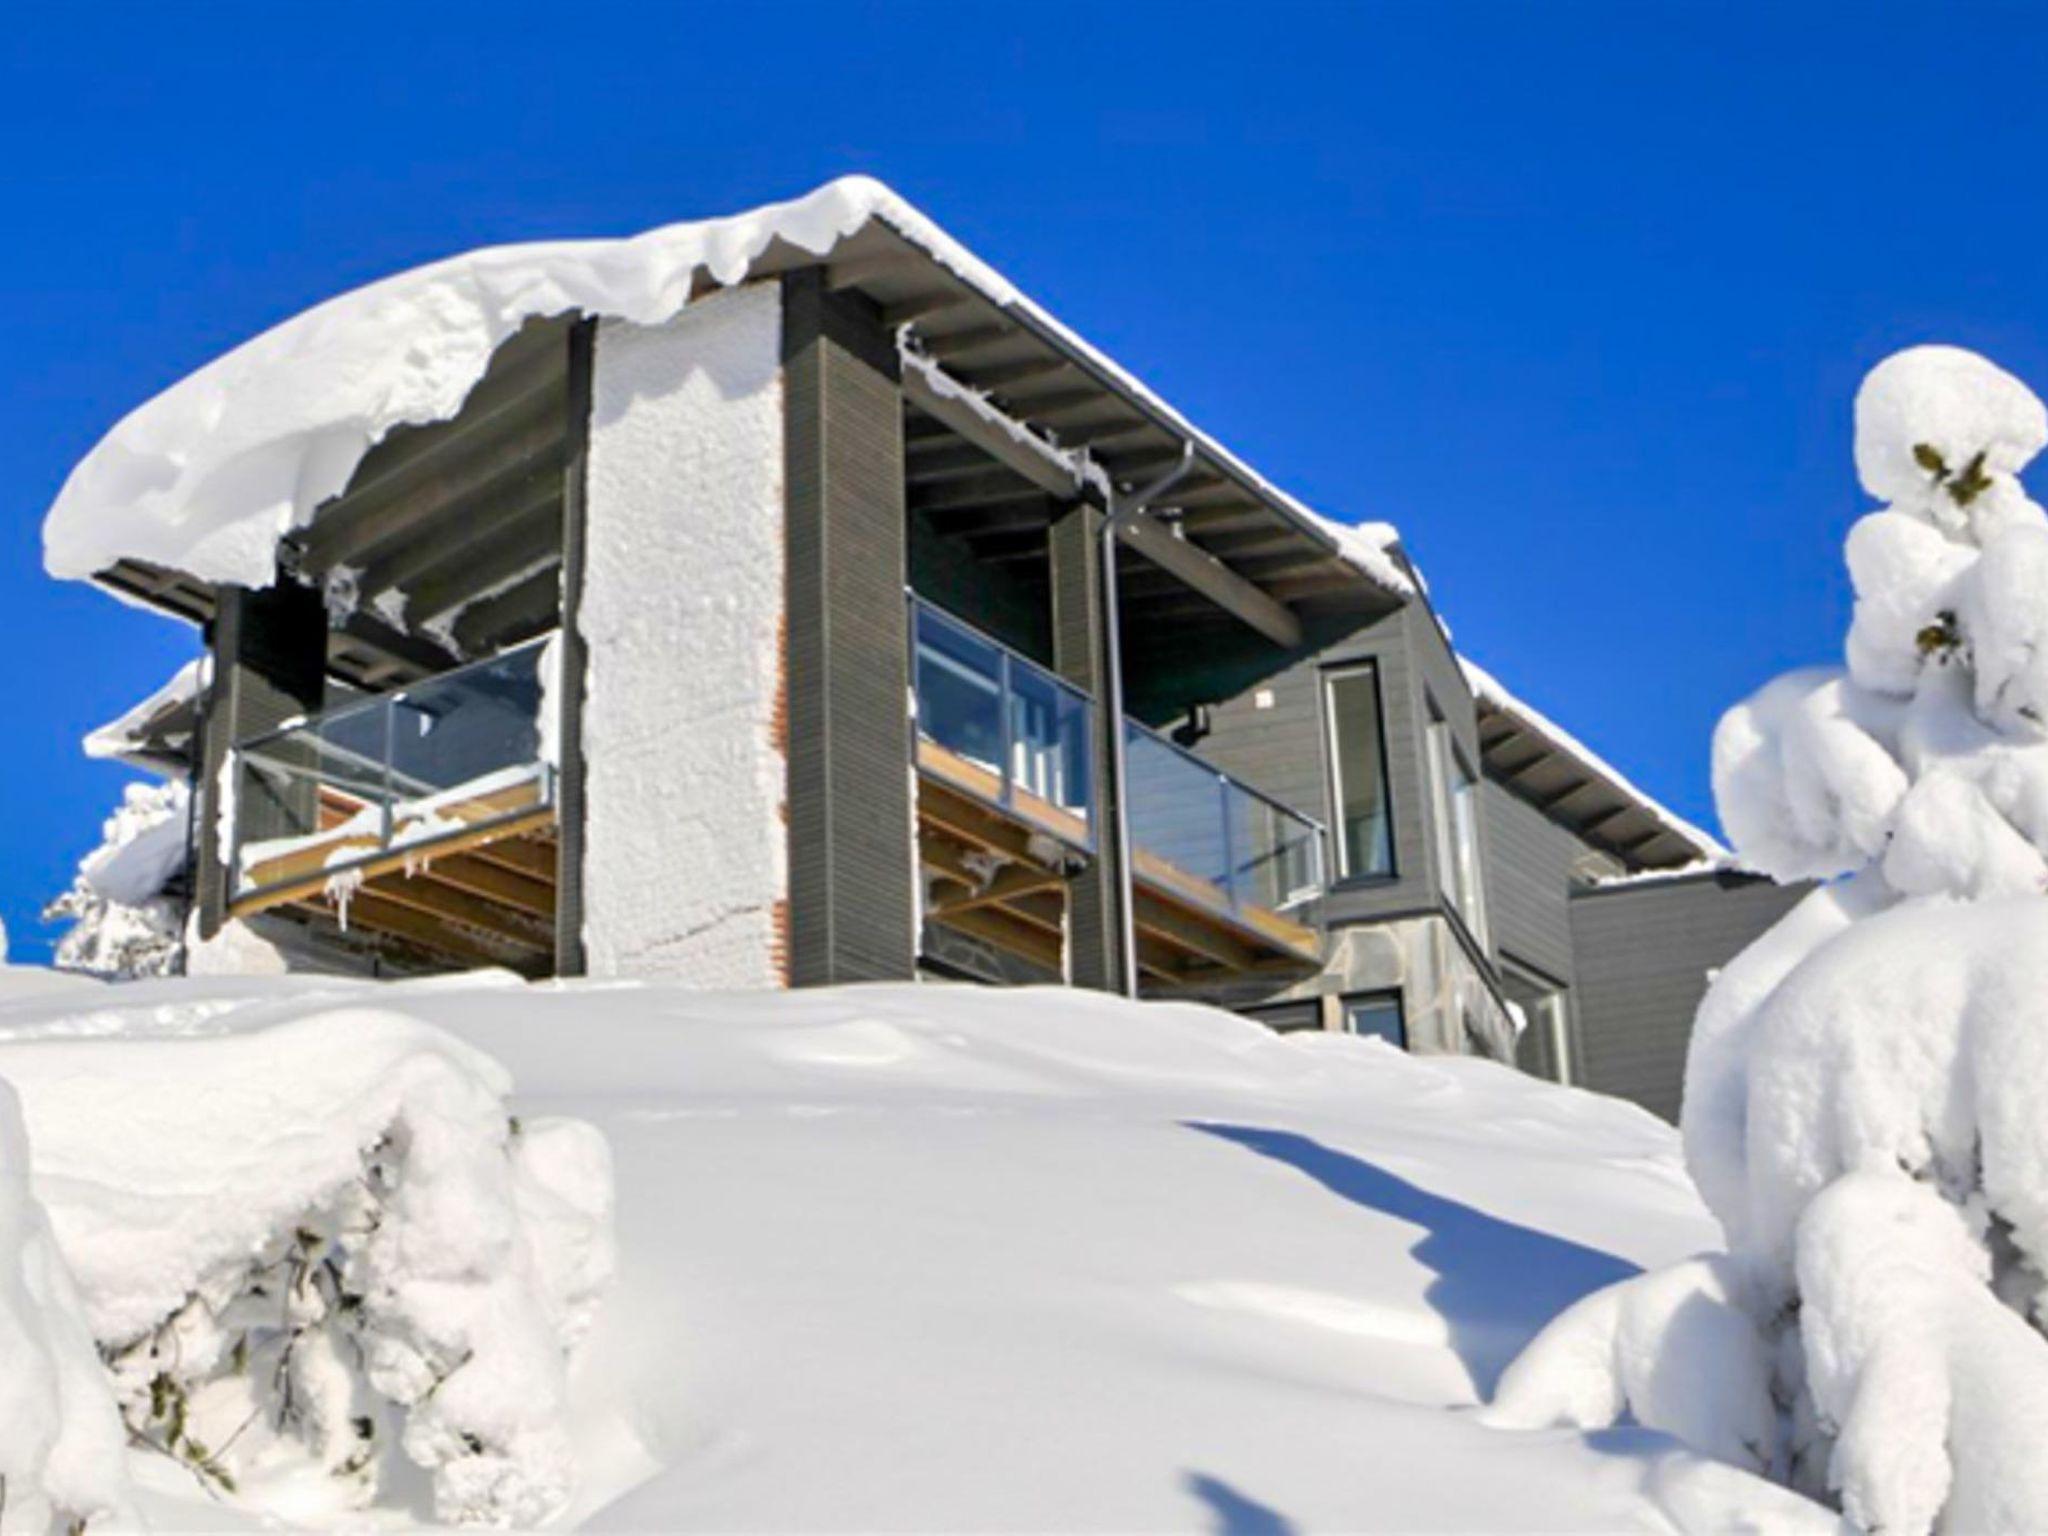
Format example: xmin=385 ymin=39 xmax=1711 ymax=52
xmin=0 ymin=968 xmax=1826 ymax=1532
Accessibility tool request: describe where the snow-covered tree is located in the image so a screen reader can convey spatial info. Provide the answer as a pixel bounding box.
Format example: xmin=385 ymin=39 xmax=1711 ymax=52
xmin=44 ymin=781 xmax=188 ymax=979
xmin=1487 ymin=346 xmax=2048 ymax=1532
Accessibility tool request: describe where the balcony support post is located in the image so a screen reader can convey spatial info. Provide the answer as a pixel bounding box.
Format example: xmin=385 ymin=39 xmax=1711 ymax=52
xmin=194 ymin=576 xmax=328 ymax=940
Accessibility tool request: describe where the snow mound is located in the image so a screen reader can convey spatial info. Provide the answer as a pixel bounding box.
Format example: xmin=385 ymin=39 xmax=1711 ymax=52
xmin=0 ymin=1003 xmax=613 ymax=1526
xmin=0 ymin=971 xmax=1824 ymax=1533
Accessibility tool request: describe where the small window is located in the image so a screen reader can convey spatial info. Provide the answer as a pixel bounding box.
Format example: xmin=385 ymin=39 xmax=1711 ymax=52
xmin=1343 ymin=991 xmax=1406 ymax=1048
xmin=1425 ymin=709 xmax=1488 ymax=946
xmin=1324 ymin=664 xmax=1395 ymax=881
xmin=1504 ymin=964 xmax=1573 ymax=1085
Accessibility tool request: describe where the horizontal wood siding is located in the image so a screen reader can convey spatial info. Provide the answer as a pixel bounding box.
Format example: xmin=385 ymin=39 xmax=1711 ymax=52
xmin=1569 ymin=872 xmax=1811 ymax=1121
xmin=1481 ymin=780 xmax=1586 ymax=985
xmin=783 ymin=272 xmax=916 ymax=984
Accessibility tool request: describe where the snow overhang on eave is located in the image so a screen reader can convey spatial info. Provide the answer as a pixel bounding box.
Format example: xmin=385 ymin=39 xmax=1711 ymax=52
xmin=1461 ymin=658 xmax=1729 ymax=872
xmin=44 ymin=177 xmax=1412 ymax=646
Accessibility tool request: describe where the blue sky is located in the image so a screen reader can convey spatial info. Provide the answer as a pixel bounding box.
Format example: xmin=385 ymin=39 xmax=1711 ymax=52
xmin=2 ymin=2 xmax=2044 ymax=960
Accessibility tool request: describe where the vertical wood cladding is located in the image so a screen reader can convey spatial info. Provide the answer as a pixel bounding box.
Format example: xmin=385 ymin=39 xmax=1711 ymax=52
xmin=782 ymin=271 xmax=916 ymax=984
xmin=196 ymin=579 xmax=328 ymax=935
xmin=1049 ymin=501 xmax=1121 ymax=990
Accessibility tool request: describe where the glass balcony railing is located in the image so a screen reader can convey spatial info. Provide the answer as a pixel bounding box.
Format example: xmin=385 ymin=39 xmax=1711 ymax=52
xmin=911 ymin=597 xmax=1095 ymax=848
xmin=910 ymin=595 xmax=1328 ymax=926
xmin=1124 ymin=721 xmax=1326 ymax=920
xmin=229 ymin=635 xmax=556 ymax=900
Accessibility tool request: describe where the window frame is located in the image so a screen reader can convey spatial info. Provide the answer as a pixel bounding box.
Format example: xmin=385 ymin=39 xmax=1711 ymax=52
xmin=1341 ymin=989 xmax=1408 ymax=1048
xmin=1424 ymin=701 xmax=1489 ymax=950
xmin=1321 ymin=660 xmax=1399 ymax=886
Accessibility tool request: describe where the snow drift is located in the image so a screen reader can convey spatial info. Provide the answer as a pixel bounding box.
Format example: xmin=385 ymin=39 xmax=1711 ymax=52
xmin=1495 ymin=344 xmax=2048 ymax=1533
xmin=0 ymin=969 xmax=1824 ymax=1533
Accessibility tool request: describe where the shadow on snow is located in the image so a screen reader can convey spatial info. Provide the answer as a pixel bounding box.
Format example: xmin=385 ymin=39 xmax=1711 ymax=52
xmin=1187 ymin=1121 xmax=1639 ymax=1395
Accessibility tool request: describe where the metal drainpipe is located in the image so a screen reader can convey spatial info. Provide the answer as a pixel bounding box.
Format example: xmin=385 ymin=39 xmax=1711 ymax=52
xmin=1098 ymin=443 xmax=1197 ymax=998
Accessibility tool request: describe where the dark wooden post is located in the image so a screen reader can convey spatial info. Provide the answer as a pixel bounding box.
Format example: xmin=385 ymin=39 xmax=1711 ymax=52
xmin=553 ymin=319 xmax=596 ymax=977
xmin=781 ymin=270 xmax=917 ymax=984
xmin=194 ymin=579 xmax=328 ymax=938
xmin=1049 ymin=501 xmax=1126 ymax=992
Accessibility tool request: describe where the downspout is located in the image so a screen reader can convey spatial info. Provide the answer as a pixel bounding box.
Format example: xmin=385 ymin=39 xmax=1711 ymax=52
xmin=1098 ymin=443 xmax=1197 ymax=997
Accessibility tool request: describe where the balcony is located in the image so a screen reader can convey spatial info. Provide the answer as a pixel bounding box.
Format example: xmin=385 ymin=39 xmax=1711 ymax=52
xmin=226 ymin=636 xmax=559 ymax=972
xmin=911 ymin=597 xmax=1325 ymax=984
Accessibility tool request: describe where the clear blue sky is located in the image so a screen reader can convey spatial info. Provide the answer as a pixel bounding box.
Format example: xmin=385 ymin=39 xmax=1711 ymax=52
xmin=3 ymin=2 xmax=2044 ymax=960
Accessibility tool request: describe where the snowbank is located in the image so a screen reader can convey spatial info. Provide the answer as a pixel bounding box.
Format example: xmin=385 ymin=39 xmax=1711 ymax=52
xmin=0 ymin=970 xmax=1824 ymax=1532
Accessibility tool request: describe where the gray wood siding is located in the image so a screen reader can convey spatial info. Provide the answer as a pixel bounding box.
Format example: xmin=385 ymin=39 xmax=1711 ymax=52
xmin=1481 ymin=780 xmax=1587 ymax=985
xmin=1569 ymin=872 xmax=1811 ymax=1121
xmin=782 ymin=271 xmax=917 ymax=985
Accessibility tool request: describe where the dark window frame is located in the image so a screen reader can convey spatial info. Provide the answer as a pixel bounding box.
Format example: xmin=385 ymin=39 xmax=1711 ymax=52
xmin=1341 ymin=988 xmax=1407 ymax=1048
xmin=1321 ymin=659 xmax=1399 ymax=888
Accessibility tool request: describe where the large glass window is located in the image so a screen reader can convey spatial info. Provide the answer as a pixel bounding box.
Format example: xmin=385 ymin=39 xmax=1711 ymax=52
xmin=1426 ymin=709 xmax=1488 ymax=946
xmin=1343 ymin=991 xmax=1407 ymax=1048
xmin=1324 ymin=664 xmax=1394 ymax=881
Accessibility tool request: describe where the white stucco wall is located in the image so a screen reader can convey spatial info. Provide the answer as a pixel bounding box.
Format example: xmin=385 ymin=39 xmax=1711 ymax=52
xmin=580 ymin=284 xmax=787 ymax=983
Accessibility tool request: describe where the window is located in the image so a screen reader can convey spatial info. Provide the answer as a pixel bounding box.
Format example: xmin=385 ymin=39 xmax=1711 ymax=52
xmin=1324 ymin=664 xmax=1395 ymax=881
xmin=1502 ymin=963 xmax=1572 ymax=1085
xmin=1425 ymin=709 xmax=1488 ymax=946
xmin=1343 ymin=991 xmax=1407 ymax=1048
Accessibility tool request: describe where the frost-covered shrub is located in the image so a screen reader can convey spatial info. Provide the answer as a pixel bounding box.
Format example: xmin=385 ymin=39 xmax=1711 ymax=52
xmin=44 ymin=781 xmax=188 ymax=979
xmin=1 ymin=1009 xmax=613 ymax=1527
xmin=1492 ymin=346 xmax=2048 ymax=1532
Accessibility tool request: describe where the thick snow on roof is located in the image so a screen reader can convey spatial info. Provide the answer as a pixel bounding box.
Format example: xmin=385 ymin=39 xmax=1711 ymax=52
xmin=45 ymin=177 xmax=1405 ymax=597
xmin=1461 ymin=657 xmax=1729 ymax=861
xmin=81 ymin=657 xmax=203 ymax=766
xmin=0 ymin=972 xmax=1828 ymax=1531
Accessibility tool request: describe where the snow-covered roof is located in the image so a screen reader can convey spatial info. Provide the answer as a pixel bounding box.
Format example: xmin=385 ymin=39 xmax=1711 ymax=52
xmin=1461 ymin=657 xmax=1729 ymax=867
xmin=44 ymin=176 xmax=1410 ymax=603
xmin=82 ymin=658 xmax=205 ymax=777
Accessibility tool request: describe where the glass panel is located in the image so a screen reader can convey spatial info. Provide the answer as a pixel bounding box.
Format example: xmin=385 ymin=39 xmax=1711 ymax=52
xmin=1225 ymin=785 xmax=1322 ymax=912
xmin=230 ymin=637 xmax=553 ymax=896
xmin=1344 ymin=993 xmax=1407 ymax=1048
xmin=915 ymin=605 xmax=1005 ymax=777
xmin=909 ymin=599 xmax=1094 ymax=846
xmin=1126 ymin=725 xmax=1232 ymax=900
xmin=1326 ymin=666 xmax=1394 ymax=880
xmin=1008 ymin=665 xmax=1091 ymax=822
xmin=389 ymin=648 xmax=546 ymax=798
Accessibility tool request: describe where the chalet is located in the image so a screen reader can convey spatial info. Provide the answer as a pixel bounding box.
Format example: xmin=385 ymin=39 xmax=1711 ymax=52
xmin=51 ymin=178 xmax=1800 ymax=1118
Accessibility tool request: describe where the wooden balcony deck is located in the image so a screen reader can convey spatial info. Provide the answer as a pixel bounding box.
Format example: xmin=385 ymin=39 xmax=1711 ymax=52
xmin=915 ymin=743 xmax=1321 ymax=986
xmin=230 ymin=778 xmax=558 ymax=975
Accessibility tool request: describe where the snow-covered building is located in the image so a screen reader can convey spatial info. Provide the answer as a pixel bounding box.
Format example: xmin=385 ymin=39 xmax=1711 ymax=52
xmin=43 ymin=177 xmax=1793 ymax=1107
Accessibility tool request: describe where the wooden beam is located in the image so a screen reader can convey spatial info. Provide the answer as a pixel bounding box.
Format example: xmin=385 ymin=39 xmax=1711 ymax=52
xmin=408 ymin=849 xmax=555 ymax=919
xmin=900 ymin=352 xmax=1089 ymax=502
xmin=928 ymin=902 xmax=1063 ymax=972
xmin=931 ymin=865 xmax=1064 ymax=917
xmin=367 ymin=870 xmax=555 ymax=946
xmin=1112 ymin=510 xmax=1302 ymax=649
xmin=315 ymin=888 xmax=541 ymax=969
